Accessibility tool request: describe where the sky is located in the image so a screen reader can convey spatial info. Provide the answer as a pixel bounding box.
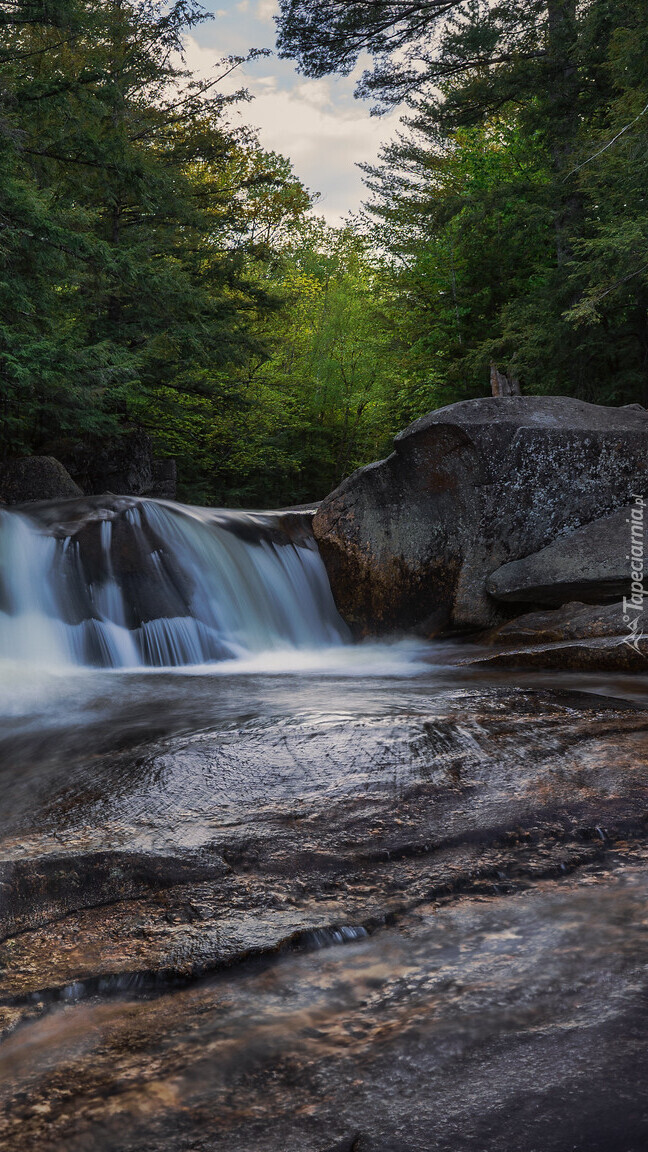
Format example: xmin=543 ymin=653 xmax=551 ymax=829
xmin=185 ymin=1 xmax=401 ymax=224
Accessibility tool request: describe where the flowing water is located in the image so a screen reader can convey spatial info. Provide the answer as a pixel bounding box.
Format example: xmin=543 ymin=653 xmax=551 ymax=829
xmin=0 ymin=498 xmax=347 ymax=669
xmin=0 ymin=494 xmax=646 ymax=828
xmin=1 ymin=498 xmax=648 ymax=1151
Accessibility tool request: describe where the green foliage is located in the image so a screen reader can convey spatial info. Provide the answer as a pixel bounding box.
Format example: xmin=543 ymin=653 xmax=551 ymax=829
xmin=277 ymin=1 xmax=551 ymax=112
xmin=0 ymin=0 xmax=402 ymax=505
xmin=5 ymin=0 xmax=648 ymax=509
xmin=139 ymin=222 xmax=403 ymax=506
xmin=353 ymin=0 xmax=648 ymax=413
xmin=0 ymin=0 xmax=289 ymax=463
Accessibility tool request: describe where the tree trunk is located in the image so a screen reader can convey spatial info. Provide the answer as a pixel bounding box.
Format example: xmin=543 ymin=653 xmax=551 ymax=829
xmin=490 ymin=363 xmax=521 ymax=397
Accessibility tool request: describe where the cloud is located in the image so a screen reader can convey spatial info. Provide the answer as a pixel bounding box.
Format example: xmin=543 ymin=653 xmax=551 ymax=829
xmin=256 ymin=0 xmax=278 ymax=21
xmin=181 ymin=33 xmax=400 ymax=224
xmin=242 ymin=83 xmax=398 ymax=220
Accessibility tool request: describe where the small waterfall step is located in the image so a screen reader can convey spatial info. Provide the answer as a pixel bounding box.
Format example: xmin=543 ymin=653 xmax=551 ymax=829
xmin=0 ymin=496 xmax=348 ymax=668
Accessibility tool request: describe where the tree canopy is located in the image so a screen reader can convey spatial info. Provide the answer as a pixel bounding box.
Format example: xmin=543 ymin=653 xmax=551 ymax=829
xmin=2 ymin=0 xmax=648 ymax=508
xmin=277 ymin=1 xmax=557 ymax=111
xmin=278 ymin=0 xmax=648 ymax=410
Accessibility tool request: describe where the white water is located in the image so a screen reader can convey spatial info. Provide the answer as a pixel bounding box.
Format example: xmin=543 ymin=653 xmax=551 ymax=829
xmin=0 ymin=500 xmax=348 ymax=669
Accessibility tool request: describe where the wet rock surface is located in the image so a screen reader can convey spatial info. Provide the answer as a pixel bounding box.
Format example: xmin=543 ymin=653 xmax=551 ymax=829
xmin=1 ymin=668 xmax=648 ymax=1150
xmin=483 ymin=600 xmax=627 ymax=644
xmin=467 ymin=636 xmax=648 ymax=672
xmin=21 ymin=493 xmax=314 ymax=547
xmin=467 ymin=602 xmax=648 ymax=672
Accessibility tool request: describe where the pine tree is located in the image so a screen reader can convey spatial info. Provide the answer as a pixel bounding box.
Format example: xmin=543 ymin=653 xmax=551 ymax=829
xmin=0 ymin=0 xmax=285 ymax=462
xmin=278 ymin=0 xmax=648 ymax=407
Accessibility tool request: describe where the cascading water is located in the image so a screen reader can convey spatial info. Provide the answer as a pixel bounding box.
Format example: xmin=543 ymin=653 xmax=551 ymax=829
xmin=0 ymin=497 xmax=349 ymax=668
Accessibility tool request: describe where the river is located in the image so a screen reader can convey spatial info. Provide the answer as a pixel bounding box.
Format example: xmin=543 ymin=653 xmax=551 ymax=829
xmin=0 ymin=498 xmax=647 ymax=1151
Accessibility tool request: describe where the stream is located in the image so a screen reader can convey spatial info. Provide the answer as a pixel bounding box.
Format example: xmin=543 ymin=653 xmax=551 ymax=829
xmin=1 ymin=498 xmax=647 ymax=1151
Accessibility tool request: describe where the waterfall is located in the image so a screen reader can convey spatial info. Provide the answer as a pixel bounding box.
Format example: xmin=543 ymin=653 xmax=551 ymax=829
xmin=0 ymin=498 xmax=348 ymax=668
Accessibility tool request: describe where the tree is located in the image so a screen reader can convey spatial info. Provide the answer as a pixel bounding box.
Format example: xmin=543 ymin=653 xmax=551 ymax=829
xmin=140 ymin=218 xmax=403 ymax=507
xmin=277 ymin=2 xmax=563 ymax=112
xmin=278 ymin=0 xmax=648 ymax=408
xmin=560 ymin=0 xmax=648 ymax=402
xmin=362 ymin=117 xmax=553 ymax=408
xmin=2 ymin=0 xmax=404 ymax=506
xmin=0 ymin=0 xmax=283 ymax=464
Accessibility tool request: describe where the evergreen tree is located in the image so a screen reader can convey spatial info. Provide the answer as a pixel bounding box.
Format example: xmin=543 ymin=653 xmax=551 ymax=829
xmin=0 ymin=0 xmax=283 ymax=463
xmin=278 ymin=0 xmax=648 ymax=406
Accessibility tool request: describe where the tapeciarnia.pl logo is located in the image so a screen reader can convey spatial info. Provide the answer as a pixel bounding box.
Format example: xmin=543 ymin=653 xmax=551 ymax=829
xmin=623 ymin=494 xmax=646 ymax=654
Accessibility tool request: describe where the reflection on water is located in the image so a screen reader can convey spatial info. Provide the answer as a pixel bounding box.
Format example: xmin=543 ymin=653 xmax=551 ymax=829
xmin=1 ymin=502 xmax=648 ymax=1149
xmin=0 ymin=646 xmax=647 ymax=1151
xmin=0 ymin=639 xmax=646 ymax=845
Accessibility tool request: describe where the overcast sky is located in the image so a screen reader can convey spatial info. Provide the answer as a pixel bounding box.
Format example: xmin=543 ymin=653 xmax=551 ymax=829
xmin=185 ymin=1 xmax=400 ymax=223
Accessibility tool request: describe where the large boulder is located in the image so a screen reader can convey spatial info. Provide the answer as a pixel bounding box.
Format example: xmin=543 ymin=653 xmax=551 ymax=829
xmin=487 ymin=506 xmax=640 ymax=605
xmin=59 ymin=427 xmax=177 ymax=499
xmin=0 ymin=456 xmax=82 ymax=505
xmin=465 ymin=634 xmax=648 ymax=673
xmin=313 ymin=396 xmax=648 ymax=634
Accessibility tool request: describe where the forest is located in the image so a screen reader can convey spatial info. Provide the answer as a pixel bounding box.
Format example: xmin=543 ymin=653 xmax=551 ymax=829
xmin=1 ymin=0 xmax=648 ymax=506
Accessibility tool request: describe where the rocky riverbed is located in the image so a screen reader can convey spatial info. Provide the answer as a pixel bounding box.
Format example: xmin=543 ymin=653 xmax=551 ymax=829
xmin=1 ymin=658 xmax=648 ymax=1151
